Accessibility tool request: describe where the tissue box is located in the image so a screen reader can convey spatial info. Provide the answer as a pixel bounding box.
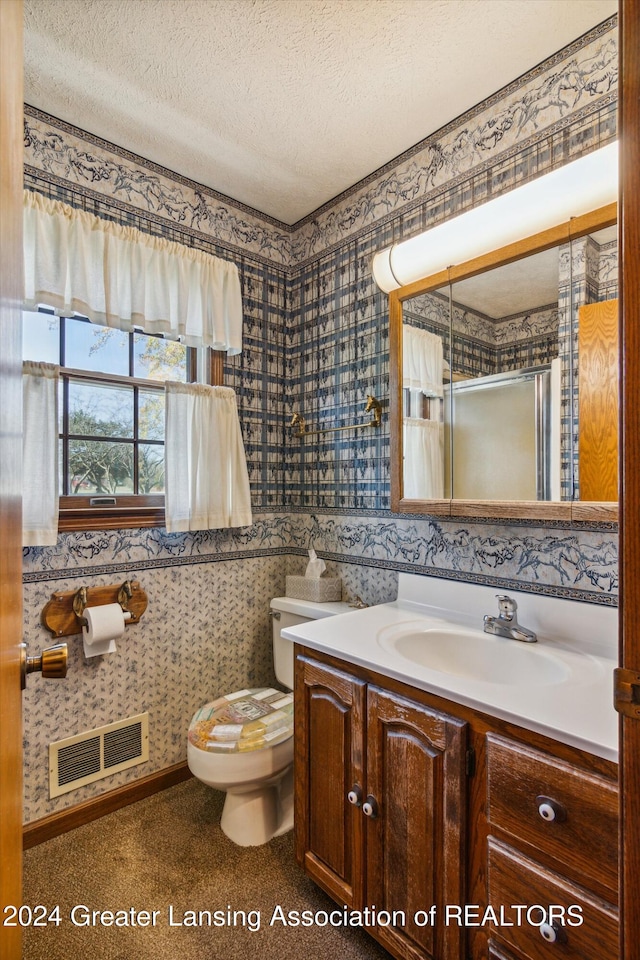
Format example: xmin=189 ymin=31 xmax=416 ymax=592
xmin=285 ymin=576 xmax=342 ymax=602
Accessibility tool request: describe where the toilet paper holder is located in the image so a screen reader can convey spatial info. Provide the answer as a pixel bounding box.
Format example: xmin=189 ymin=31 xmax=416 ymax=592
xmin=72 ymin=581 xmax=134 ymax=625
xmin=42 ymin=580 xmax=148 ymax=638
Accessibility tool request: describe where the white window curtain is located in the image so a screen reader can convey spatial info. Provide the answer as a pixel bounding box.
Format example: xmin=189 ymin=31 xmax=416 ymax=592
xmin=403 ymin=325 xmax=444 ymax=397
xmin=23 ymin=190 xmax=243 ymax=354
xmin=165 ymin=383 xmax=252 ymax=532
xmin=23 ymin=362 xmax=59 ymax=546
xmin=403 ymin=418 xmax=444 ymax=500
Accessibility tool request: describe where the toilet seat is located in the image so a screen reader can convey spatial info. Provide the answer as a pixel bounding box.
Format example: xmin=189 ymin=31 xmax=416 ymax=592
xmin=188 ymin=687 xmax=293 ymax=755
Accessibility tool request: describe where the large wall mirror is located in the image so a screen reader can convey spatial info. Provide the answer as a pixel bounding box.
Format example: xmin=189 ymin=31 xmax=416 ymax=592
xmin=389 ymin=203 xmax=618 ymax=522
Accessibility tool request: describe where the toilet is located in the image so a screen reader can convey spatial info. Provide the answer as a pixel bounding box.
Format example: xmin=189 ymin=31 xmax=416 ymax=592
xmin=187 ymin=596 xmax=352 ymax=846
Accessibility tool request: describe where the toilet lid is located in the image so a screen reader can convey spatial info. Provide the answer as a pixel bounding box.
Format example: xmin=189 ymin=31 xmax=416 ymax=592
xmin=188 ymin=687 xmax=293 ymax=754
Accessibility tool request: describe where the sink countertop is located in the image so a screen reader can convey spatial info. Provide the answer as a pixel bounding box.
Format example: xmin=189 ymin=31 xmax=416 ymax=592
xmin=281 ymin=598 xmax=619 ymax=763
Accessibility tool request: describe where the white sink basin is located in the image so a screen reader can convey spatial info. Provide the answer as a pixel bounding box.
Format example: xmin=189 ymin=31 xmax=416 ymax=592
xmin=377 ymin=624 xmax=572 ymax=686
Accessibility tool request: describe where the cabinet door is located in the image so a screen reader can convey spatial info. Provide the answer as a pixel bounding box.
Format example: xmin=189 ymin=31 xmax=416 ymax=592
xmin=365 ymin=686 xmax=467 ymax=960
xmin=294 ymin=655 xmax=366 ymax=908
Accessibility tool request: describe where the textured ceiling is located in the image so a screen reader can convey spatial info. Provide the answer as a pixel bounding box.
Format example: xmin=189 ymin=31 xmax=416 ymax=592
xmin=23 ymin=0 xmax=618 ymax=225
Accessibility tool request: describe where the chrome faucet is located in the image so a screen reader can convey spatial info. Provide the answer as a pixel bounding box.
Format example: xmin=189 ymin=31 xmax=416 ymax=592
xmin=483 ymin=595 xmax=537 ymax=643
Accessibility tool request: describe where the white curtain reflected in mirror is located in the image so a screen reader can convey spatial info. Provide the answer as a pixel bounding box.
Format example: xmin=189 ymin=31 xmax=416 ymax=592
xmin=403 ymin=326 xmax=444 ymax=398
xmin=404 ymin=418 xmax=444 ymax=499
xmin=401 ymin=287 xmax=450 ymax=500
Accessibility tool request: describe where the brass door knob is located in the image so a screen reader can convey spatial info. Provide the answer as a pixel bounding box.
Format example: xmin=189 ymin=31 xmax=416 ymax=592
xmin=20 ymin=642 xmax=68 ymax=689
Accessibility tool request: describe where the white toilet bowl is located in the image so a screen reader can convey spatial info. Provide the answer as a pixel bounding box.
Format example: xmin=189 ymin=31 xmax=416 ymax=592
xmin=187 ymin=717 xmax=294 ymax=846
xmin=187 ymin=596 xmax=353 ymax=846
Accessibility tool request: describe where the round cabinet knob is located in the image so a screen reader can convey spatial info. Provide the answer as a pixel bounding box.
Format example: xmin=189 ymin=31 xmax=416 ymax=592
xmin=362 ymin=795 xmax=379 ymax=818
xmin=347 ymin=785 xmax=362 ymax=807
xmin=540 ymin=922 xmax=567 ymax=944
xmin=536 ymin=795 xmax=567 ymax=823
xmin=538 ymin=802 xmax=556 ymax=821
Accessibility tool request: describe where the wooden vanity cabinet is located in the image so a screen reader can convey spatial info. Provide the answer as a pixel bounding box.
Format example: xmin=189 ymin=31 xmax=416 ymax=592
xmin=294 ymin=652 xmax=468 ymax=960
xmin=294 ymin=647 xmax=619 ymax=960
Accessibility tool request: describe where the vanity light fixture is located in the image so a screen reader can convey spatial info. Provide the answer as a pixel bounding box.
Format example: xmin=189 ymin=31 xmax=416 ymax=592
xmin=371 ymin=142 xmax=618 ymax=294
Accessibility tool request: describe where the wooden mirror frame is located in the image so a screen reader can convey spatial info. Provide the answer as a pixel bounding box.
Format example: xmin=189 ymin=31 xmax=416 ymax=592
xmin=389 ymin=201 xmax=618 ymax=523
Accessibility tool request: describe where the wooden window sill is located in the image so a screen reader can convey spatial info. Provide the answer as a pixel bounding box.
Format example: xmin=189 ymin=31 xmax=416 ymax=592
xmin=58 ymin=496 xmax=165 ymax=533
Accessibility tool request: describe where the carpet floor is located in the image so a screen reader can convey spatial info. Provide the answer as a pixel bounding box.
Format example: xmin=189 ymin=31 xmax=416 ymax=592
xmin=22 ymin=778 xmax=391 ymax=959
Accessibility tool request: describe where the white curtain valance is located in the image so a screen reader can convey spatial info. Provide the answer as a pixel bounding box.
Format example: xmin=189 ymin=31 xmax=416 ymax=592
xmin=23 ymin=361 xmax=59 ymax=546
xmin=403 ymin=418 xmax=444 ymax=500
xmin=23 ymin=190 xmax=243 ymax=354
xmin=403 ymin=325 xmax=444 ymax=398
xmin=164 ymin=383 xmax=252 ymax=532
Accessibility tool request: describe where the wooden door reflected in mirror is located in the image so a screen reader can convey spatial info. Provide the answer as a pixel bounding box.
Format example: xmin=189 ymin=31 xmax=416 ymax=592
xmin=578 ymin=298 xmax=619 ymax=501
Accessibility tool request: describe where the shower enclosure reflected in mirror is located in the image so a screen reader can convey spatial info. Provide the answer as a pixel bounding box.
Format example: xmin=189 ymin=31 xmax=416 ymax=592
xmin=389 ymin=203 xmax=618 ymax=522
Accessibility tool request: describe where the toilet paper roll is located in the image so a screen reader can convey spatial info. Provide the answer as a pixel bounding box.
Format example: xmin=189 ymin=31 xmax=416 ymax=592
xmin=82 ymin=603 xmax=130 ymax=658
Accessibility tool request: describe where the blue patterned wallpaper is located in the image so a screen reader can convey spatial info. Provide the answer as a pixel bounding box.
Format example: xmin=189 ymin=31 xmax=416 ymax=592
xmin=21 ymin=17 xmax=620 ymax=822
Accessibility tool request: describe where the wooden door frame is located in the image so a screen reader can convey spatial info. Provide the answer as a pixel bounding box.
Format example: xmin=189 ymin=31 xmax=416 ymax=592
xmin=0 ymin=1 xmax=24 ymax=958
xmin=619 ymin=1 xmax=640 ymax=957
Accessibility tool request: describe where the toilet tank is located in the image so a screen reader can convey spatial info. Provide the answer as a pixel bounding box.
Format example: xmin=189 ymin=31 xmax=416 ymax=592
xmin=270 ymin=597 xmax=353 ymax=690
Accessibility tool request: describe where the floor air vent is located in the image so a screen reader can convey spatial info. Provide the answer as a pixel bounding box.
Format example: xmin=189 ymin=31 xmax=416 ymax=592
xmin=49 ymin=713 xmax=149 ymax=798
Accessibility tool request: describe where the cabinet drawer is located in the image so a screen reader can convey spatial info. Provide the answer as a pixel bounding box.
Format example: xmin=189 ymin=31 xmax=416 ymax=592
xmin=488 ymin=839 xmax=618 ymax=960
xmin=486 ymin=734 xmax=618 ymax=895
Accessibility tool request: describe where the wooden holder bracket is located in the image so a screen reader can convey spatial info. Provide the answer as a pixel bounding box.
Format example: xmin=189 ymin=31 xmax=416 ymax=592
xmin=42 ymin=580 xmax=148 ymax=638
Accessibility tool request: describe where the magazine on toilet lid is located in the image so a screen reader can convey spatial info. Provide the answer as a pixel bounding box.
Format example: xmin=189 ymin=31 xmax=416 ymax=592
xmin=188 ymin=687 xmax=293 ymax=754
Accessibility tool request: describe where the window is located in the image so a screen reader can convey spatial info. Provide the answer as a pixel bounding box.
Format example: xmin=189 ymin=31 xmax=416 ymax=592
xmin=21 ymin=195 xmax=241 ymax=536
xmin=22 ymin=309 xmax=210 ymax=531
